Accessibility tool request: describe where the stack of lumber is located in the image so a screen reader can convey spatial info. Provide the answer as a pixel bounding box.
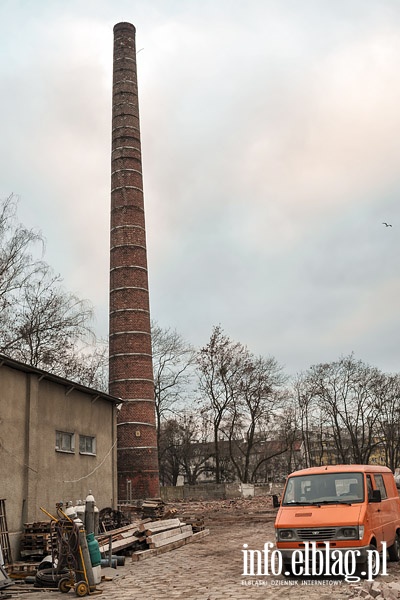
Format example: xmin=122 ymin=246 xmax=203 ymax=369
xmin=132 ymin=520 xmax=209 ymax=562
xmin=19 ymin=522 xmax=55 ymax=559
xmin=141 ymin=498 xmax=165 ymax=520
xmin=97 ymin=517 xmax=209 ymax=560
xmin=139 ymin=518 xmax=192 ymax=549
xmin=97 ymin=522 xmax=143 ymax=554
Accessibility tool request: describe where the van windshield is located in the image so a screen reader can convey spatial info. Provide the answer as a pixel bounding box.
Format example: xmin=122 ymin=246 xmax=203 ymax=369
xmin=282 ymin=472 xmax=364 ymax=505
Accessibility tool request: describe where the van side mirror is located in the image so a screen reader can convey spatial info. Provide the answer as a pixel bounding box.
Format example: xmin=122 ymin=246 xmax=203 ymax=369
xmin=272 ymin=494 xmax=280 ymax=508
xmin=369 ymin=489 xmax=381 ymax=503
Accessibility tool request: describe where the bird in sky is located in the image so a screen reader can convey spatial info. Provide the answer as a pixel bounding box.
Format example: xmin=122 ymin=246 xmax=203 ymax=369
xmin=382 ymin=222 xmax=392 ymax=227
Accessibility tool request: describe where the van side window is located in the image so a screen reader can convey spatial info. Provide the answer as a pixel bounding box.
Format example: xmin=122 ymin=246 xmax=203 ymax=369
xmin=366 ymin=475 xmax=373 ymax=500
xmin=374 ymin=474 xmax=388 ymax=499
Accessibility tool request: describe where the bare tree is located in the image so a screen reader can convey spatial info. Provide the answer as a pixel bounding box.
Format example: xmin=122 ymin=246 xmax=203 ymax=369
xmin=151 ymin=322 xmax=195 ymax=464
xmin=298 ymin=355 xmax=383 ymax=465
xmin=58 ymin=340 xmax=109 ymax=392
xmin=197 ymin=326 xmax=244 ymax=483
xmin=0 ymin=194 xmax=44 ymax=328
xmin=177 ymin=414 xmax=215 ymax=485
xmin=226 ymin=354 xmax=287 ymax=482
xmin=3 ymin=265 xmax=93 ymax=370
xmin=158 ymin=413 xmax=215 ymax=486
xmin=197 ymin=325 xmax=288 ymax=483
xmin=158 ymin=418 xmax=185 ymax=486
xmin=293 ymin=375 xmax=327 ymax=467
xmin=0 ymin=194 xmax=107 ymax=389
xmin=271 ymin=401 xmax=303 ymax=477
xmin=375 ymin=374 xmax=400 ymax=472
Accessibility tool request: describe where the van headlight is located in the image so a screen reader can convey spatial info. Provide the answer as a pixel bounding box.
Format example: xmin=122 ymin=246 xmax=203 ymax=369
xmin=277 ymin=529 xmax=296 ymax=541
xmin=337 ymin=526 xmax=359 ymax=540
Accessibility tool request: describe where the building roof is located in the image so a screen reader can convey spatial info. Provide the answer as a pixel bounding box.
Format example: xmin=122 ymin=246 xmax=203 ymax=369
xmin=0 ymin=353 xmax=122 ymax=405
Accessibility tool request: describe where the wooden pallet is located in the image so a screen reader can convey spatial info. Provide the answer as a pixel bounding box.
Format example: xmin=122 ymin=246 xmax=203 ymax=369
xmin=20 ymin=522 xmax=56 ymax=559
xmin=7 ymin=562 xmax=38 ymax=579
xmin=23 ymin=522 xmax=51 ymax=534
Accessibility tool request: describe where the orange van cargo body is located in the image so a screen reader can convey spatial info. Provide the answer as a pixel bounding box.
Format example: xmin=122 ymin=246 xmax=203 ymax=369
xmin=274 ymin=464 xmax=400 ymax=570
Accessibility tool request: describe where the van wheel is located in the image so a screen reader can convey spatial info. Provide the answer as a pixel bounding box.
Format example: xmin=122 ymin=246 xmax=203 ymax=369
xmin=358 ymin=544 xmax=378 ymax=578
xmin=388 ymin=533 xmax=400 ymax=562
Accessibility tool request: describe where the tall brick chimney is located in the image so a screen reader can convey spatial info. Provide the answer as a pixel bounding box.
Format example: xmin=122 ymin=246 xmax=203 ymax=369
xmin=109 ymin=22 xmax=159 ymax=500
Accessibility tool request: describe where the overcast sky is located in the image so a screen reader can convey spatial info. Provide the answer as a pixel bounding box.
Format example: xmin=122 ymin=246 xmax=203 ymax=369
xmin=1 ymin=0 xmax=399 ymax=377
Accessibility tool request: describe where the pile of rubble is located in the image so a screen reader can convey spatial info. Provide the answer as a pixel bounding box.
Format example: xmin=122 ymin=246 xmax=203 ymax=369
xmin=350 ymin=580 xmax=400 ymax=600
xmin=173 ymin=495 xmax=277 ymax=524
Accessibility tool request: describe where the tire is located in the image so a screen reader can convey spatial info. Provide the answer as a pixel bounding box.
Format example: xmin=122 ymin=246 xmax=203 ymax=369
xmin=75 ymin=581 xmax=89 ymax=597
xmin=358 ymin=544 xmax=378 ymax=579
xmin=34 ymin=568 xmax=69 ymax=588
xmin=388 ymin=533 xmax=400 ymax=562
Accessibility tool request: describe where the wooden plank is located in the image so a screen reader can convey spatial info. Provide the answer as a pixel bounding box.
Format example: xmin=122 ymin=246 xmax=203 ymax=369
xmin=185 ymin=529 xmax=210 ymax=544
xmin=146 ymin=525 xmax=192 ymax=544
xmin=97 ymin=523 xmax=139 ymax=546
xmin=99 ymin=534 xmax=138 ymax=553
xmin=132 ymin=538 xmax=188 ymax=561
xmin=138 ymin=518 xmax=181 ymax=533
xmin=131 ymin=529 xmax=210 ymax=561
xmin=149 ymin=530 xmax=192 ymax=549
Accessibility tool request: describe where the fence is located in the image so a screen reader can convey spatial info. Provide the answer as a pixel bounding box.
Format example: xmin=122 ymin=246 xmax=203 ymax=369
xmin=159 ymin=482 xmax=283 ymax=502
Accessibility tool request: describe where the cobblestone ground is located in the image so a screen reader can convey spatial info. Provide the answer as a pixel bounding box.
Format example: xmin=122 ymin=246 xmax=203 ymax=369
xmin=8 ymin=513 xmax=400 ymax=599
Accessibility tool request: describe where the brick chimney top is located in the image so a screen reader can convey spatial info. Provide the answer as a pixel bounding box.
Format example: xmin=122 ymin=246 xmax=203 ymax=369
xmin=113 ymin=22 xmax=136 ymax=33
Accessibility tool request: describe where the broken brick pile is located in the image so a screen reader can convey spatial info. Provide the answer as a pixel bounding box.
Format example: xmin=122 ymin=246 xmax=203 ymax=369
xmin=350 ymin=580 xmax=400 ymax=600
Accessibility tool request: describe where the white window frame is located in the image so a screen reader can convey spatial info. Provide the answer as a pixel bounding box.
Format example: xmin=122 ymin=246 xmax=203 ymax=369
xmin=55 ymin=431 xmax=75 ymax=453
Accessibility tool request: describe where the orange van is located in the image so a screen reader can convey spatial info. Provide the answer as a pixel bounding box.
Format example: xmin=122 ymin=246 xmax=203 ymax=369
xmin=275 ymin=465 xmax=400 ymax=577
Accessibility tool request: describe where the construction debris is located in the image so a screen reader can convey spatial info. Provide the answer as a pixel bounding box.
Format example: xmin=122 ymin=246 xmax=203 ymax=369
xmin=179 ymin=516 xmax=205 ymax=533
xmin=97 ymin=516 xmax=209 ymax=559
xmin=172 ymin=495 xmax=276 ymax=524
xmin=115 ymin=498 xmax=168 ymax=524
xmin=98 ymin=507 xmax=130 ymax=532
xmin=95 ymin=496 xmax=274 ymax=561
xmin=141 ymin=498 xmax=166 ymax=520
